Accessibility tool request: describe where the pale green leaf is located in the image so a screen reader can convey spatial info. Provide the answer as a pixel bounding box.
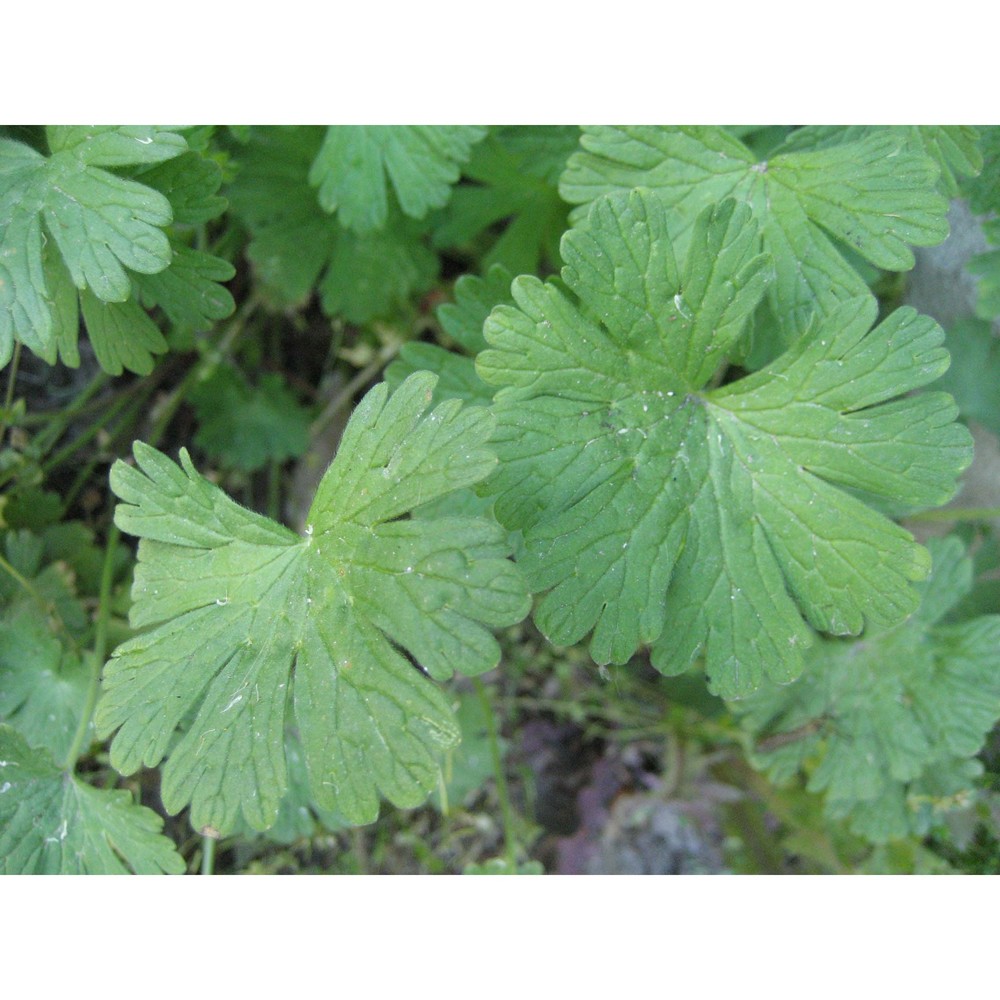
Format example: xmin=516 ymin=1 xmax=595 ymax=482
xmin=0 ymin=127 xmax=185 ymax=366
xmin=96 ymin=372 xmax=530 ymax=834
xmin=0 ymin=725 xmax=185 ymax=874
xmin=477 ymin=190 xmax=972 ymax=698
xmin=774 ymin=125 xmax=983 ymax=198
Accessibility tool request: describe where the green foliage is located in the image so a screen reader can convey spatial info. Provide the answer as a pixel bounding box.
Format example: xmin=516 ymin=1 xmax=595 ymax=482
xmin=938 ymin=318 xmax=1000 ymax=436
xmin=0 ymin=724 xmax=185 ymax=874
xmin=2 ymin=123 xmax=997 ymax=874
xmin=189 ymin=364 xmax=312 ymax=472
xmin=309 ymin=126 xmax=486 ymax=232
xmin=96 ymin=373 xmax=530 ymax=834
xmin=735 ymin=537 xmax=1000 ymax=843
xmin=773 ymin=125 xmax=983 ymax=197
xmin=386 ymin=264 xmax=514 ymax=408
xmin=0 ymin=126 xmax=234 ymax=373
xmin=560 ymin=126 xmax=950 ymax=346
xmin=226 ymin=126 xmax=439 ymax=322
xmin=432 ymin=126 xmax=577 ymax=275
xmin=477 ymin=189 xmax=971 ymax=698
xmin=0 ymin=526 xmax=94 ymax=761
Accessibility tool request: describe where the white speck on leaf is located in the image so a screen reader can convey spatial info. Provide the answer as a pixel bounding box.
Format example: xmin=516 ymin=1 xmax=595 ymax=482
xmin=222 ymin=693 xmax=243 ymax=713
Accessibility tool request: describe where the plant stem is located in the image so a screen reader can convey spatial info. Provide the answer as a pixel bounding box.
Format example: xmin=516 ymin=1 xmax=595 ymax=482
xmin=267 ymin=458 xmax=281 ymax=522
xmin=0 ymin=341 xmax=22 ymax=447
xmin=201 ymin=835 xmax=216 ymax=875
xmin=311 ymin=339 xmax=402 ymax=442
xmin=62 ymin=523 xmax=119 ymax=772
xmin=474 ymin=678 xmax=519 ymax=869
xmin=40 ymin=385 xmax=149 ymax=477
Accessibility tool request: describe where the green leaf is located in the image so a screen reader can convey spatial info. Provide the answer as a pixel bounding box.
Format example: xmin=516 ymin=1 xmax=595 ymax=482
xmin=0 ymin=127 xmax=186 ymax=366
xmin=773 ymin=125 xmax=983 ymax=198
xmin=0 ymin=725 xmax=185 ymax=874
xmin=96 ymin=373 xmax=531 ymax=834
xmin=477 ymin=190 xmax=972 ymax=698
xmin=439 ymin=690 xmax=507 ymax=810
xmin=189 ymin=364 xmax=312 ymax=472
xmin=133 ymin=245 xmax=236 ymax=333
xmin=432 ymin=126 xmax=577 ymax=274
xmin=318 ymin=209 xmax=438 ymax=324
xmin=80 ymin=290 xmax=168 ymax=376
xmin=386 ymin=265 xmax=515 ymax=408
xmin=734 ymin=537 xmax=1000 ymax=843
xmin=227 ymin=127 xmax=437 ymax=321
xmin=237 ymin=729 xmax=351 ymax=845
xmin=225 ymin=127 xmax=336 ymax=307
xmin=0 ymin=524 xmax=99 ymax=762
xmin=308 ymin=126 xmax=487 ymax=232
xmin=967 ymin=249 xmax=1000 ymax=323
xmin=138 ymin=150 xmax=229 ymax=225
xmin=961 ymin=126 xmax=1000 ymax=214
xmin=560 ymin=126 xmax=950 ymax=344
xmin=0 ymin=610 xmax=89 ymax=764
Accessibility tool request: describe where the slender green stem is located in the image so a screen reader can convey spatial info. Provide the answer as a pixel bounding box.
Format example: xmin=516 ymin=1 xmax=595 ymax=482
xmin=474 ymin=678 xmax=518 ymax=869
xmin=201 ymin=835 xmax=216 ymax=875
xmin=350 ymin=828 xmax=369 ymax=875
xmin=0 ymin=341 xmax=22 ymax=446
xmin=266 ymin=458 xmax=281 ymax=522
xmin=62 ymin=523 xmax=119 ymax=772
xmin=311 ymin=339 xmax=402 ymax=441
xmin=659 ymin=729 xmax=685 ymax=798
xmin=21 ymin=370 xmax=121 ymax=429
xmin=32 ymin=368 xmax=113 ymax=451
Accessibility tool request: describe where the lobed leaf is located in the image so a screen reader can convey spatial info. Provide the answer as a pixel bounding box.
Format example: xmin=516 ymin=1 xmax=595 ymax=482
xmin=309 ymin=126 xmax=487 ymax=232
xmin=97 ymin=372 xmax=530 ymax=834
xmin=0 ymin=725 xmax=185 ymax=874
xmin=477 ymin=190 xmax=972 ymax=698
xmin=735 ymin=537 xmax=1000 ymax=842
xmin=386 ymin=265 xmax=515 ymax=409
xmin=189 ymin=365 xmax=312 ymax=472
xmin=226 ymin=127 xmax=437 ymax=320
xmin=431 ymin=126 xmax=577 ymax=275
xmin=560 ymin=126 xmax=950 ymax=344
